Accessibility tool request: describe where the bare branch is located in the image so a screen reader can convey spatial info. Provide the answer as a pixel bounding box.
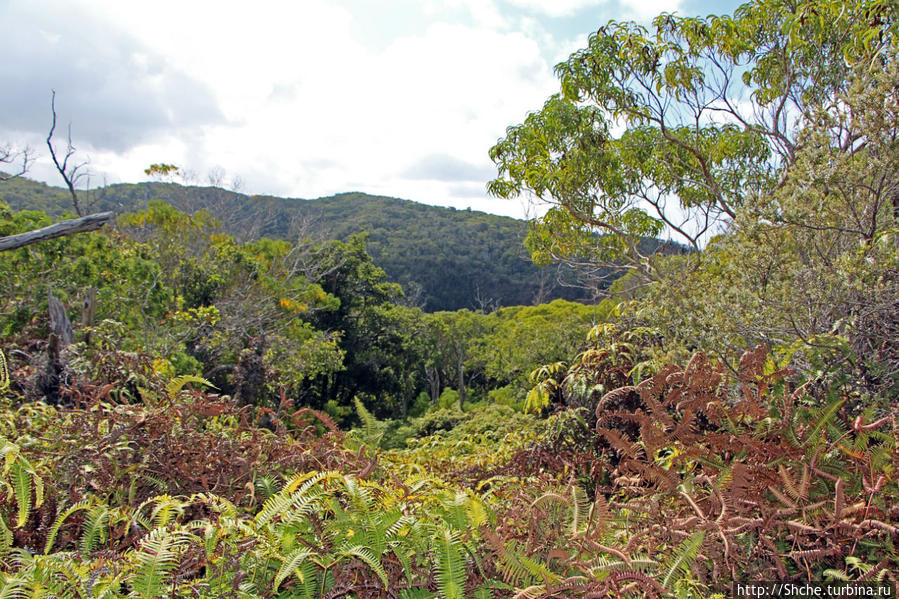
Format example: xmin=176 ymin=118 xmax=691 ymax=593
xmin=46 ymin=90 xmax=88 ymax=216
xmin=0 ymin=211 xmax=113 ymax=252
xmin=0 ymin=145 xmax=32 ymax=181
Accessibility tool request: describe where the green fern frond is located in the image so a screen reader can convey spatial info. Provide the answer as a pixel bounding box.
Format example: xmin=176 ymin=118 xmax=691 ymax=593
xmin=0 ymin=350 xmax=9 ymax=394
xmin=254 ymin=474 xmax=280 ymax=503
xmin=273 ymin=547 xmax=315 ymax=590
xmin=149 ymin=494 xmax=186 ymax=528
xmin=255 ymin=471 xmax=332 ymax=526
xmin=341 ymin=545 xmax=389 ymax=587
xmin=823 ymin=568 xmax=851 ymax=581
xmin=354 ymin=397 xmax=386 ymax=447
xmin=473 ymin=587 xmax=496 ymax=599
xmin=802 ymin=398 xmax=846 ymax=448
xmin=10 ymin=462 xmax=31 ymax=529
xmin=0 ymin=442 xmax=43 ymax=529
xmin=0 ymin=515 xmax=12 ymax=558
xmin=26 ymin=554 xmax=81 ymax=599
xmin=137 ymin=473 xmax=170 ymax=494
xmin=80 ymin=504 xmax=110 ymax=554
xmin=43 ymin=500 xmax=91 ymax=554
xmin=129 ymin=527 xmax=193 ymax=599
xmin=400 ymin=588 xmax=437 ymax=599
xmin=0 ymin=575 xmax=28 ymax=599
xmin=434 ymin=527 xmax=466 ymax=599
xmin=661 ymin=531 xmax=704 ymax=590
xmin=164 ymin=375 xmax=216 ymax=397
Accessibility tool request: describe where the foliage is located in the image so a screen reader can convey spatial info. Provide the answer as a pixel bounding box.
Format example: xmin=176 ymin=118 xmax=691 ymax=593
xmin=641 ymin=59 xmax=899 ymax=397
xmin=0 ymin=350 xmax=7 ymax=395
xmin=489 ymin=0 xmax=897 ymax=277
xmin=0 ymin=179 xmax=598 ymax=311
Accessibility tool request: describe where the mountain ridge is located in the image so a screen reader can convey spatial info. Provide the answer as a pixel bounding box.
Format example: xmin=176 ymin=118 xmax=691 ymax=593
xmin=0 ymin=176 xmax=596 ymax=311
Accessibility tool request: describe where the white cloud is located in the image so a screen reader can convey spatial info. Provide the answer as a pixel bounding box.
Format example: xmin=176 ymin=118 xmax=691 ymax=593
xmin=505 ymin=0 xmax=606 ymax=17
xmin=620 ymin=0 xmax=684 ymax=20
xmin=505 ymin=0 xmax=683 ymax=21
xmin=4 ymin=0 xmax=593 ymax=219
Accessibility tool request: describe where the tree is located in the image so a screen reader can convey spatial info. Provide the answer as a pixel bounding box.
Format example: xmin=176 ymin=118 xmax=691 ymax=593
xmin=0 ymin=93 xmax=114 ymax=252
xmin=425 ymin=310 xmax=489 ymax=410
xmin=144 ymin=163 xmax=181 ymax=182
xmin=474 ymin=299 xmax=602 ymax=393
xmin=0 ymin=144 xmax=31 ymax=182
xmin=0 ymin=211 xmax=114 ymax=252
xmin=47 ymin=90 xmax=90 ymax=216
xmin=642 ymin=59 xmax=899 ymax=394
xmin=488 ymin=0 xmax=898 ymax=280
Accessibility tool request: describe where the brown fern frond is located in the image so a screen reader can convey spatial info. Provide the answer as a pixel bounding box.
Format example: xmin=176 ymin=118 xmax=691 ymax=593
xmin=785 ymin=520 xmax=824 ymax=534
xmin=858 ymin=519 xmax=899 ymax=535
xmin=787 ymin=546 xmax=843 ymax=561
xmin=769 ymin=485 xmax=797 ymax=509
xmin=778 ymin=466 xmax=802 ymax=502
xmin=598 ymin=428 xmax=641 ymax=460
xmin=857 ymin=558 xmax=891 ymax=581
xmin=738 ymin=345 xmax=768 ymax=383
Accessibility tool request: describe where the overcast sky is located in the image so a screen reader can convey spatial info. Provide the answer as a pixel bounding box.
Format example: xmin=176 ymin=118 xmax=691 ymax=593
xmin=0 ymin=0 xmax=743 ymax=219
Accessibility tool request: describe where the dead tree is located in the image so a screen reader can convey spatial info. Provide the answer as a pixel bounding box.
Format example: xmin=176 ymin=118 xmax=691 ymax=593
xmin=0 ymin=144 xmax=31 ymax=181
xmin=0 ymin=211 xmax=114 ymax=252
xmin=47 ymin=90 xmax=89 ymax=216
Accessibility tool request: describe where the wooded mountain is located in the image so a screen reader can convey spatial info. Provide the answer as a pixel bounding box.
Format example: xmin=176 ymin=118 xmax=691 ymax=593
xmin=0 ymin=177 xmax=598 ymax=310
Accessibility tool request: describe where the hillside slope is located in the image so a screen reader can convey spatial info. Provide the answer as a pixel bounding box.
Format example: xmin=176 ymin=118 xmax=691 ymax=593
xmin=0 ymin=177 xmax=596 ymax=310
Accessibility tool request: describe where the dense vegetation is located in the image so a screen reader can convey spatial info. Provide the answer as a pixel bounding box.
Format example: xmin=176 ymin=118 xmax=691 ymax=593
xmin=0 ymin=177 xmax=598 ymax=311
xmin=0 ymin=0 xmax=896 ymax=596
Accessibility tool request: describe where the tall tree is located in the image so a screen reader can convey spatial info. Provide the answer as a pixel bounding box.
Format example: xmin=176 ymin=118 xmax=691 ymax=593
xmin=488 ymin=0 xmax=898 ymax=279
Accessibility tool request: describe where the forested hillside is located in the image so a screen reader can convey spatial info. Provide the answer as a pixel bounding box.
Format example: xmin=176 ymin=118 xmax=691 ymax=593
xmin=0 ymin=177 xmax=596 ymax=310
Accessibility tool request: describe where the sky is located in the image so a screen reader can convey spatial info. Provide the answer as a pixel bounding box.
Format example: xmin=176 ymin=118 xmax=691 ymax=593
xmin=0 ymin=0 xmax=744 ymax=220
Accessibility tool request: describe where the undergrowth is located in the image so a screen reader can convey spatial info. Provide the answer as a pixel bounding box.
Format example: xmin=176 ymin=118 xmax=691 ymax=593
xmin=0 ymin=344 xmax=894 ymax=597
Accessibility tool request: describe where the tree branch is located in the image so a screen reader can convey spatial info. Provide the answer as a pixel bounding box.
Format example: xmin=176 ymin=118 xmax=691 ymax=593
xmin=47 ymin=90 xmax=87 ymax=216
xmin=0 ymin=212 xmax=113 ymax=252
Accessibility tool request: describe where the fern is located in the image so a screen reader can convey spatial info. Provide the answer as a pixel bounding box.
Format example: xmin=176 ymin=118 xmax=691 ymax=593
xmin=128 ymin=527 xmax=193 ymax=599
xmin=254 ymin=474 xmax=280 ymax=503
xmin=79 ymin=504 xmax=110 ymax=554
xmin=354 ymin=397 xmax=386 ymax=447
xmin=570 ymin=485 xmax=591 ymax=535
xmin=0 ymin=575 xmax=28 ymax=599
xmin=0 ymin=441 xmax=44 ymax=529
xmin=802 ymin=397 xmax=846 ymax=448
xmin=0 ymin=350 xmax=8 ymax=394
xmin=164 ymin=374 xmax=216 ymax=397
xmin=341 ymin=544 xmax=389 ymax=586
xmin=9 ymin=463 xmax=32 ymax=529
xmin=660 ymin=531 xmax=704 ymax=590
xmin=401 ymin=589 xmax=437 ymax=599
xmin=273 ymin=547 xmax=315 ymax=590
xmin=24 ymin=554 xmax=81 ymax=599
xmin=494 ymin=542 xmax=559 ymax=588
xmin=0 ymin=515 xmax=11 ymax=558
xmin=148 ymin=494 xmax=186 ymax=528
xmin=434 ymin=527 xmax=466 ymax=599
xmin=43 ymin=500 xmax=91 ymax=554
xmin=290 ymin=561 xmax=320 ymax=599
xmin=255 ymin=470 xmax=332 ymax=526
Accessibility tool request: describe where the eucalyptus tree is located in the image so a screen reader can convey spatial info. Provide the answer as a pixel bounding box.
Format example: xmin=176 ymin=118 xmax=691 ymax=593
xmin=489 ymin=0 xmax=898 ymax=279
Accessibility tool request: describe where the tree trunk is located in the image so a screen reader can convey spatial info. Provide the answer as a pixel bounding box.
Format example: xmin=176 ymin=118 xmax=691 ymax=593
xmin=0 ymin=212 xmax=113 ymax=252
xmin=424 ymin=364 xmax=440 ymax=403
xmin=457 ymin=359 xmax=466 ymax=410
